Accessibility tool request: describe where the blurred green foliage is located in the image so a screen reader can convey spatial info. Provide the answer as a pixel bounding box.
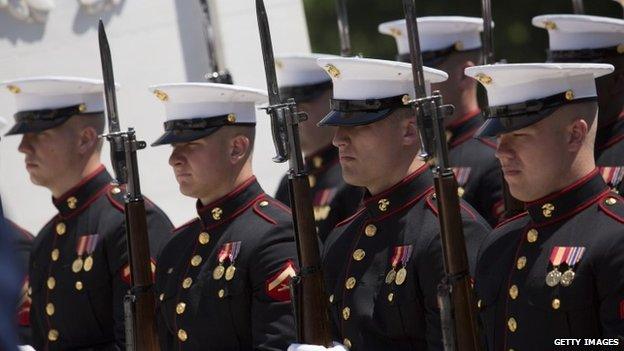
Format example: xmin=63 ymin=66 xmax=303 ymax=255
xmin=303 ymin=0 xmax=621 ymax=62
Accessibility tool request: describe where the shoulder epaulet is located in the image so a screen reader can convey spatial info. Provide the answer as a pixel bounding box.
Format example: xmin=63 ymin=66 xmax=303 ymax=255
xmin=494 ymin=211 xmax=529 ymax=229
xmin=477 ymin=137 xmax=497 ymax=150
xmin=424 ymin=189 xmax=478 ymax=221
xmin=252 ymin=196 xmax=291 ymax=225
xmin=598 ymin=193 xmax=624 ymax=224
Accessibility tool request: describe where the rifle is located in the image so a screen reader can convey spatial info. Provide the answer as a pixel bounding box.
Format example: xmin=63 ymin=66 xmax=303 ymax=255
xmin=401 ymin=1 xmax=482 ymax=350
xmin=255 ymin=0 xmax=332 ymax=346
xmin=98 ymin=20 xmax=160 ymax=351
xmin=198 ymin=0 xmax=233 ymax=83
xmin=479 ymin=0 xmax=524 ymax=219
xmin=334 ymin=0 xmax=351 ymax=57
xmin=572 ymin=0 xmax=584 ymax=14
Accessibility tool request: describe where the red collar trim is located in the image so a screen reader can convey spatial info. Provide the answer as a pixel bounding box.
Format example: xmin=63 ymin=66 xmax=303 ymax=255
xmin=197 ymin=176 xmax=258 ymax=213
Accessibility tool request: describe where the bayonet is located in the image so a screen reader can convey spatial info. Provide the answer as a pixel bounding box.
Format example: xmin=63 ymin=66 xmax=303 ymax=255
xmin=198 ymin=0 xmax=232 ymax=83
xmin=481 ymin=0 xmax=494 ymax=65
xmin=334 ymin=0 xmax=351 ymax=57
xmin=572 ymin=0 xmax=584 ymax=14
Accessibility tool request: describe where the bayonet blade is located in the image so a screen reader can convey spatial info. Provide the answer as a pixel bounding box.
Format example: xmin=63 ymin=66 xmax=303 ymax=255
xmin=255 ymin=0 xmax=282 ymax=106
xmin=572 ymin=0 xmax=584 ymax=14
xmin=98 ymin=20 xmax=120 ymax=134
xmin=481 ymin=0 xmax=494 ymax=65
xmin=401 ymin=0 xmax=427 ymax=99
xmin=335 ymin=0 xmax=351 ymax=57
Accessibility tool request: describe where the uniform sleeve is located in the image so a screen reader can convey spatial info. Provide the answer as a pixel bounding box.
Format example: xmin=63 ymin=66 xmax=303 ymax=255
xmin=249 ymin=224 xmax=298 ymax=351
xmin=597 ymin=230 xmax=624 ymax=336
xmin=417 ymin=234 xmax=445 ymax=351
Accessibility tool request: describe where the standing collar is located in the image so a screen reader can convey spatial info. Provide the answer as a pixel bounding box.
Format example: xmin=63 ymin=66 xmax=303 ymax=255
xmin=446 ymin=110 xmax=482 ymax=148
xmin=52 ymin=165 xmax=112 ymax=217
xmin=525 ymin=169 xmax=609 ymax=225
xmin=362 ymin=164 xmax=432 ymax=218
xmin=305 ymin=144 xmax=339 ymax=175
xmin=196 ymin=176 xmax=264 ymax=228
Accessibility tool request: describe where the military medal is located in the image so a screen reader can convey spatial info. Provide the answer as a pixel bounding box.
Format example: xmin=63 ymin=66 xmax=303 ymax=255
xmin=560 ymin=247 xmax=585 ymax=287
xmin=394 ymin=245 xmax=413 ymax=286
xmin=74 ymin=234 xmax=99 ymax=273
xmin=72 ymin=258 xmax=84 ymax=273
xmin=84 ymin=256 xmax=94 ymax=271
xmin=386 ymin=246 xmax=403 ymax=284
xmin=224 ymin=241 xmax=241 ymax=281
xmin=599 ymin=167 xmax=624 ymax=190
xmin=546 ymin=246 xmax=567 ymax=287
xmin=213 ymin=242 xmax=232 ymax=280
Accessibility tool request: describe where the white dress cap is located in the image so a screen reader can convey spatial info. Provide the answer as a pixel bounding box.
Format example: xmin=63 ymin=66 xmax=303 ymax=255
xmin=276 ymin=53 xmax=337 ymax=87
xmin=378 ymin=16 xmax=486 ymax=56
xmin=532 ymin=15 xmax=624 ymax=51
xmin=465 ymin=63 xmax=614 ymax=106
xmin=1 ymin=76 xmax=106 ymax=113
xmin=149 ymin=83 xmax=268 ymax=124
xmin=316 ymin=56 xmax=448 ymax=101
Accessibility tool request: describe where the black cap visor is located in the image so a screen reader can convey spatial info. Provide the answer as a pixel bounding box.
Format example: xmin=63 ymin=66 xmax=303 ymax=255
xmin=318 ymin=94 xmax=409 ymax=127
xmin=151 ymin=114 xmax=254 ymax=146
xmin=475 ymin=92 xmax=598 ymax=137
xmin=5 ymin=104 xmax=95 ymax=136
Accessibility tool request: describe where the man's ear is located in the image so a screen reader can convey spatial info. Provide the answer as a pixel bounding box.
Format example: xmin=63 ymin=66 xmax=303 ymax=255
xmin=230 ymin=134 xmax=251 ymax=164
xmin=402 ymin=112 xmax=420 ymax=147
xmin=77 ymin=126 xmax=99 ymax=155
xmin=567 ymin=118 xmax=588 ymax=152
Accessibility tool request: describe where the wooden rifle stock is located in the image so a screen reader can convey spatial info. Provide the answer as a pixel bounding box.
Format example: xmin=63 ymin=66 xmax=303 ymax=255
xmin=434 ymin=170 xmax=482 ymax=351
xmin=288 ymin=176 xmax=332 ymax=346
xmin=124 ymin=199 xmax=160 ymax=351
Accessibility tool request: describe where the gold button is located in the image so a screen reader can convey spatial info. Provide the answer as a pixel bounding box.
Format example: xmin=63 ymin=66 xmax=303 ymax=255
xmin=309 ymin=175 xmax=316 ymax=188
xmin=312 ymin=156 xmax=323 ymax=168
xmin=605 ymin=197 xmax=617 ymax=206
xmin=618 ymin=44 xmax=624 ymax=54
xmin=191 ymin=255 xmax=202 ymax=267
xmin=211 ymin=207 xmax=223 ymax=220
xmin=387 ymin=293 xmax=394 ymax=302
xmin=111 ymin=186 xmax=122 ymax=194
xmin=507 ymin=317 xmax=517 ymax=332
xmin=259 ymin=200 xmax=269 ymax=207
xmin=378 ymin=199 xmax=390 ymax=211
xmin=75 ymin=281 xmax=83 ymax=290
xmin=48 ymin=329 xmax=59 ymax=341
xmin=527 ymin=229 xmax=538 ymax=243
xmin=565 ymin=90 xmax=575 ymax=101
xmin=343 ymin=338 xmax=352 ymax=349
xmin=342 ymin=306 xmax=350 ymax=320
xmin=67 ymin=196 xmax=78 ymax=209
xmin=364 ymin=224 xmax=377 ymax=237
xmin=516 ymin=256 xmax=527 ymax=270
xmin=509 ymin=285 xmax=518 ymax=300
xmin=329 ymin=294 xmax=334 ymax=303
xmin=47 ymin=277 xmax=56 ymax=290
xmin=56 ymin=222 xmax=66 ymax=235
xmin=182 ymin=277 xmax=192 ymax=289
xmin=218 ymin=289 xmax=225 ymax=298
xmin=159 ymin=293 xmax=165 ymax=301
xmin=177 ymin=329 xmax=187 ymax=342
xmin=198 ymin=232 xmax=210 ymax=245
xmin=345 ymin=277 xmax=356 ymax=290
xmin=352 ymin=249 xmax=365 ymax=261
xmin=46 ymin=302 xmax=55 ymax=316
xmin=552 ymin=298 xmax=561 ymax=310
xmin=51 ymin=249 xmax=59 ymax=261
xmin=176 ymin=302 xmax=186 ymax=315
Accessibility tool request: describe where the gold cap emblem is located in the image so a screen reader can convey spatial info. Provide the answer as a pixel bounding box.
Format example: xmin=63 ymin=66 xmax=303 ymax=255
xmin=324 ymin=64 xmax=341 ymax=78
xmin=618 ymin=44 xmax=624 ymax=54
xmin=389 ymin=27 xmax=402 ymax=37
xmin=476 ymin=73 xmax=493 ymax=85
xmin=544 ymin=21 xmax=557 ymax=30
xmin=153 ymin=89 xmax=169 ymax=101
xmin=378 ymin=199 xmax=390 ymax=212
xmin=7 ymin=85 xmax=21 ymax=94
xmin=211 ymin=207 xmax=223 ymax=220
xmin=67 ymin=196 xmax=78 ymax=209
xmin=454 ymin=41 xmax=464 ymax=51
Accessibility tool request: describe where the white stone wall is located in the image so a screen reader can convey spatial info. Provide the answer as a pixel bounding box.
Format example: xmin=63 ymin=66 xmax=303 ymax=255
xmin=0 ymin=0 xmax=310 ymax=232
